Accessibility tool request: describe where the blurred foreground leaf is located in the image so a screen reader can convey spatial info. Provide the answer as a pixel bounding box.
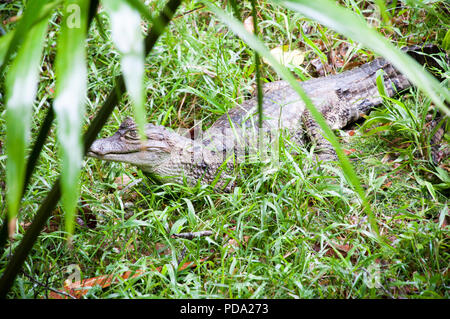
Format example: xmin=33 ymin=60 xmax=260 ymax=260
xmin=103 ymin=0 xmax=146 ymax=138
xmin=5 ymin=6 xmax=49 ymax=236
xmin=0 ymin=0 xmax=47 ymax=73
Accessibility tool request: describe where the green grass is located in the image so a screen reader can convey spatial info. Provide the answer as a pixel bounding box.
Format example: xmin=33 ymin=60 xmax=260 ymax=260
xmin=0 ymin=0 xmax=449 ymax=298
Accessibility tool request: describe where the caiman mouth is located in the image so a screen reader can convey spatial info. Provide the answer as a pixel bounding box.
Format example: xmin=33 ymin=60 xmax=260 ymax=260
xmin=87 ymin=145 xmax=163 ymax=172
xmin=86 ymin=150 xmax=97 ymax=158
xmin=87 ymin=136 xmax=143 ymax=160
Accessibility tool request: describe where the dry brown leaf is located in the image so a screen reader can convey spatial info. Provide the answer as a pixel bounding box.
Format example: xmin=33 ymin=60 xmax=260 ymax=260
xmin=114 ymin=174 xmax=132 ymax=190
xmin=19 ymin=221 xmax=32 ymax=230
xmin=313 ymin=241 xmax=352 ymax=258
xmin=344 ymin=148 xmax=357 ymax=155
xmin=227 ymin=238 xmax=239 ymax=253
xmin=3 ymin=15 xmax=19 ymax=24
xmin=7 ymin=217 xmax=17 ymax=239
xmin=48 ymin=258 xmax=208 ymax=299
xmin=382 ymin=181 xmax=393 ymax=189
xmin=283 ymin=247 xmax=298 ymax=259
xmin=332 ymin=242 xmax=351 ymax=254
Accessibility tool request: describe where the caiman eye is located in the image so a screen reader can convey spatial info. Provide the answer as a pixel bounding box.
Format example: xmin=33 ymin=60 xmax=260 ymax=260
xmin=124 ymin=130 xmax=139 ymax=140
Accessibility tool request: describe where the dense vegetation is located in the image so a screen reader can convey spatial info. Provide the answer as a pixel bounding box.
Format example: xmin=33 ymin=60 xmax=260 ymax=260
xmin=0 ymin=0 xmax=448 ymax=298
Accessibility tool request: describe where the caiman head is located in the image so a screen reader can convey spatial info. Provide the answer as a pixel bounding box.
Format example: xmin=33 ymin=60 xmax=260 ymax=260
xmin=88 ymin=117 xmax=236 ymax=190
xmin=87 ymin=117 xmax=195 ymax=182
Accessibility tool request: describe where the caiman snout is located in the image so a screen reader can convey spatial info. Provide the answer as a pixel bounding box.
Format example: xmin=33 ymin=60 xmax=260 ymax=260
xmin=87 ymin=138 xmax=109 ymax=157
xmin=88 ymin=137 xmax=127 ymax=157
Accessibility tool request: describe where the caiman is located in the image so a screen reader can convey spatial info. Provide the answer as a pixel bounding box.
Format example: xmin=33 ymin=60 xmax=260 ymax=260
xmin=87 ymin=44 xmax=446 ymax=191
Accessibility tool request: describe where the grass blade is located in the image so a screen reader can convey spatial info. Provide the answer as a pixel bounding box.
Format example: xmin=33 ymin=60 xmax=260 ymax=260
xmin=53 ymin=0 xmax=89 ymax=239
xmin=300 ymin=26 xmax=327 ymax=63
xmin=5 ymin=12 xmax=49 ymax=236
xmin=443 ymin=29 xmax=450 ymax=51
xmin=103 ymin=0 xmax=146 ymax=138
xmin=278 ymin=0 xmax=449 ymax=116
xmin=250 ymin=0 xmax=264 ymax=130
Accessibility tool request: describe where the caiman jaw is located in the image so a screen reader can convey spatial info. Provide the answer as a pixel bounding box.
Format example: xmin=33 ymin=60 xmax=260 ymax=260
xmin=86 ymin=149 xmax=139 ymax=160
xmin=87 ymin=140 xmax=156 ymax=169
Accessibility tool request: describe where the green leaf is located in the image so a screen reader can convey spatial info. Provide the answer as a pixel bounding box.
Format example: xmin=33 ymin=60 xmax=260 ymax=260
xmin=443 ymin=29 xmax=450 ymax=51
xmin=203 ymin=2 xmax=379 ymax=236
xmin=278 ymin=0 xmax=449 ymax=117
xmin=53 ymin=0 xmax=89 ymax=238
xmin=103 ymin=0 xmax=146 ymax=139
xmin=0 ymin=0 xmax=47 ymax=72
xmin=375 ymin=69 xmax=387 ymax=98
xmin=5 ymin=9 xmax=49 ymax=235
xmin=363 ymin=124 xmax=391 ymax=136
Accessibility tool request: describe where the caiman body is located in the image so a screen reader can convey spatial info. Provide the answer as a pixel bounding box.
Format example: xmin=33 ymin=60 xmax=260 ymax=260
xmin=88 ymin=45 xmax=443 ymax=191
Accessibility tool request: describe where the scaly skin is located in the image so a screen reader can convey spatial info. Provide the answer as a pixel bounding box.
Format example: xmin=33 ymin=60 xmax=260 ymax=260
xmin=87 ymin=45 xmax=443 ymax=191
